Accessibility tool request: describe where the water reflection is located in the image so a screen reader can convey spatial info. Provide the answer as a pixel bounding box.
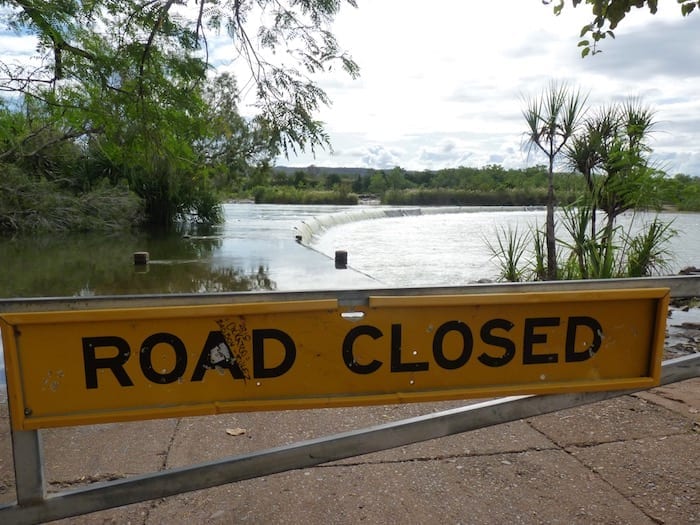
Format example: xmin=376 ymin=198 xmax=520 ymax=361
xmin=3 ymin=204 xmax=696 ymax=298
xmin=0 ymin=203 xmax=381 ymax=299
xmin=0 ymin=230 xmax=275 ymax=298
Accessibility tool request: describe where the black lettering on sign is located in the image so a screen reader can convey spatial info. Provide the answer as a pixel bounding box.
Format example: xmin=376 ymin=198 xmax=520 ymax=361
xmin=523 ymin=317 xmax=560 ymax=364
xmin=140 ymin=333 xmax=188 ymax=384
xmin=343 ymin=325 xmax=383 ymax=374
xmin=252 ymin=329 xmax=296 ymax=378
xmin=391 ymin=323 xmax=429 ymax=372
xmin=433 ymin=320 xmax=473 ymax=370
xmin=191 ymin=331 xmax=246 ymax=381
xmin=82 ymin=336 xmax=134 ymax=389
xmin=478 ymin=318 xmax=516 ymax=367
xmin=565 ymin=316 xmax=602 ymax=362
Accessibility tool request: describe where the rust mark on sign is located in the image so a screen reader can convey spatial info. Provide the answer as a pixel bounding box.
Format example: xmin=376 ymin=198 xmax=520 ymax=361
xmin=216 ymin=317 xmax=251 ymax=381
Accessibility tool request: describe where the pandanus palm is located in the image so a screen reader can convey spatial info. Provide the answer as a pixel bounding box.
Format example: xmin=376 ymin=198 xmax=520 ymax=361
xmin=565 ymin=99 xmax=659 ymax=241
xmin=522 ymin=81 xmax=588 ymax=280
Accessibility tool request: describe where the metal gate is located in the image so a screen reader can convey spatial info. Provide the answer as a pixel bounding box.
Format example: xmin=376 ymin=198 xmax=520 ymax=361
xmin=1 ymin=276 xmax=698 ymax=524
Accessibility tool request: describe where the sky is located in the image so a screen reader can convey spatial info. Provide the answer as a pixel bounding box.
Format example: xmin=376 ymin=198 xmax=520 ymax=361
xmin=1 ymin=1 xmax=699 ymax=175
xmin=222 ymin=1 xmax=700 ymax=175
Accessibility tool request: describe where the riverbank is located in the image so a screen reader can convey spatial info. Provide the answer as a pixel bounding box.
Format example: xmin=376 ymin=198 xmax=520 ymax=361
xmin=667 ymin=298 xmax=700 ymax=360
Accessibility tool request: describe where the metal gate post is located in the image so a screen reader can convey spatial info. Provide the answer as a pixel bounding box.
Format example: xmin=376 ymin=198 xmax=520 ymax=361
xmin=12 ymin=429 xmax=46 ymax=505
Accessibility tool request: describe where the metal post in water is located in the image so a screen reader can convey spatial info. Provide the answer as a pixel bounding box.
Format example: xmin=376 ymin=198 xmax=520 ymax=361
xmin=335 ymin=250 xmax=347 ymax=269
xmin=133 ymin=252 xmax=149 ymax=265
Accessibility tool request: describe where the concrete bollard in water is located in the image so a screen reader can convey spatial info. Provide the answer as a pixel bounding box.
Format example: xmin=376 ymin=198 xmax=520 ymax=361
xmin=335 ymin=250 xmax=348 ymax=269
xmin=133 ymin=251 xmax=150 ymax=265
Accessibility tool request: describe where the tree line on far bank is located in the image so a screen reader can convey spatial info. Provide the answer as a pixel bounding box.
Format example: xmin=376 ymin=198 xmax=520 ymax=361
xmin=252 ymin=164 xmax=700 ymax=211
xmin=2 ymin=134 xmax=700 ymax=235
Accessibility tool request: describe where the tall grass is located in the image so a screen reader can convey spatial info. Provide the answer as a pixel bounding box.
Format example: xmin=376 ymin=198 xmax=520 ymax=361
xmin=624 ymin=218 xmax=676 ymax=277
xmin=558 ymin=205 xmax=621 ymax=279
xmin=485 ymin=226 xmax=531 ymax=282
xmin=0 ymin=166 xmax=144 ymax=234
xmin=253 ymin=187 xmax=359 ymax=205
xmin=486 ymin=204 xmax=677 ymax=282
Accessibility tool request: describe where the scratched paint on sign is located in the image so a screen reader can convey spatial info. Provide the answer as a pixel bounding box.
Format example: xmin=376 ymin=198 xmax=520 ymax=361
xmin=41 ymin=370 xmax=64 ymax=393
xmin=216 ymin=317 xmax=251 ymax=381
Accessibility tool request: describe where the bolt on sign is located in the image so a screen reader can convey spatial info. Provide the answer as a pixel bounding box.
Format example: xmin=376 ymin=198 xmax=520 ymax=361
xmin=0 ymin=288 xmax=668 ymax=430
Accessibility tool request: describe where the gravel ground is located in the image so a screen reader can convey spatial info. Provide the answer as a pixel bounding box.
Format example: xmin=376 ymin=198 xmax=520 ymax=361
xmin=666 ymin=302 xmax=700 ymax=359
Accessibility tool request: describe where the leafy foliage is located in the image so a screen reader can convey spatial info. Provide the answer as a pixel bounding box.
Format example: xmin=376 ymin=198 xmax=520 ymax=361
xmin=488 ymin=206 xmax=677 ymax=283
xmin=1 ymin=0 xmax=358 ymax=151
xmin=659 ymin=174 xmax=700 ymax=211
xmin=564 ymin=98 xmax=664 ymax=243
xmin=0 ymin=0 xmax=358 ymax=228
xmin=624 ymin=217 xmax=676 ymax=277
xmin=0 ymin=162 xmax=143 ymax=233
xmin=485 ymin=226 xmax=530 ymax=282
xmin=500 ymin=84 xmax=679 ymax=282
xmin=545 ymin=0 xmax=700 ymax=56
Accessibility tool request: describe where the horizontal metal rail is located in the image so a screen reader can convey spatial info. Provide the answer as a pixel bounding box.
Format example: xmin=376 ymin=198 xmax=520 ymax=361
xmin=1 ymin=353 xmax=698 ymax=525
xmin=0 ymin=275 xmax=697 ymax=312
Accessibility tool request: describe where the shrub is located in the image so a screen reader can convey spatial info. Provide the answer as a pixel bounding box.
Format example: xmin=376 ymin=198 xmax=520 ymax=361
xmin=253 ymin=187 xmax=358 ymax=205
xmin=0 ymin=165 xmax=144 ymax=234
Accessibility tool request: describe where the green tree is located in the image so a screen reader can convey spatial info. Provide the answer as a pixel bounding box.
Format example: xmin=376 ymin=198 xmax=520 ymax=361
xmin=199 ymin=73 xmax=276 ymax=192
xmin=1 ymin=0 xmax=358 ymax=151
xmin=522 ymin=81 xmax=588 ymax=280
xmin=386 ymin=166 xmax=411 ymax=190
xmin=324 ymin=172 xmax=342 ymax=190
xmin=293 ymin=170 xmax=308 ymax=189
xmin=659 ymin=174 xmax=700 ymax=211
xmin=545 ymin=0 xmax=699 ymax=56
xmin=565 ymin=99 xmax=662 ymax=242
xmin=368 ymin=172 xmax=388 ymax=194
xmin=0 ymin=0 xmax=359 ymax=226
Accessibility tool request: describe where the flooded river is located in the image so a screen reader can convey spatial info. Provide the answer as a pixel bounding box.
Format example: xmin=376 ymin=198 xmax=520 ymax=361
xmin=1 ymin=203 xmax=698 ymax=386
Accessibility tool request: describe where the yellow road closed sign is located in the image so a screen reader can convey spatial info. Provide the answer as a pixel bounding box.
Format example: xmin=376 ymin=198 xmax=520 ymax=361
xmin=0 ymin=288 xmax=668 ymax=430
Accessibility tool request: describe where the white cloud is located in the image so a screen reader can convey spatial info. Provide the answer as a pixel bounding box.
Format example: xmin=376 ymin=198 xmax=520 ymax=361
xmin=0 ymin=32 xmax=38 ymax=61
xmin=1 ymin=1 xmax=698 ymax=176
xmin=335 ymin=144 xmax=404 ymax=169
xmin=279 ymin=1 xmax=700 ymax=176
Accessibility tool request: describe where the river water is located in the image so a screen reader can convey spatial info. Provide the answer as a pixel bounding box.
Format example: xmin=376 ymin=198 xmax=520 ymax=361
xmin=311 ymin=208 xmax=700 ymax=286
xmin=1 ymin=203 xmax=699 ymax=386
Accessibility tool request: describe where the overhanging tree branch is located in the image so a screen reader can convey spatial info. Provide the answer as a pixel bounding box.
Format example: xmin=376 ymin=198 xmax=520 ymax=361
xmin=545 ymin=0 xmax=699 ymax=56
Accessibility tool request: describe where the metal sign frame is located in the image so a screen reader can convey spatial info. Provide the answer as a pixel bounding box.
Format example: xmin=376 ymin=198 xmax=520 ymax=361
xmin=1 ymin=287 xmax=669 ymax=430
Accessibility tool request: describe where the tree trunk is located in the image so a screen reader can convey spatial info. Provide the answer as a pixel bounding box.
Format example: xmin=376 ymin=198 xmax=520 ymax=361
xmin=546 ymin=156 xmax=557 ymax=280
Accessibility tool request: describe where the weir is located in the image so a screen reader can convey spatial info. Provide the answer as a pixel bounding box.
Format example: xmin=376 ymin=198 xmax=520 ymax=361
xmin=292 ymin=206 xmax=533 ymax=245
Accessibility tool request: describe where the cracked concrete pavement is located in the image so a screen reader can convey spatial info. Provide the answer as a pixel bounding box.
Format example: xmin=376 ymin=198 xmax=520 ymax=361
xmin=0 ymin=373 xmax=698 ymax=524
